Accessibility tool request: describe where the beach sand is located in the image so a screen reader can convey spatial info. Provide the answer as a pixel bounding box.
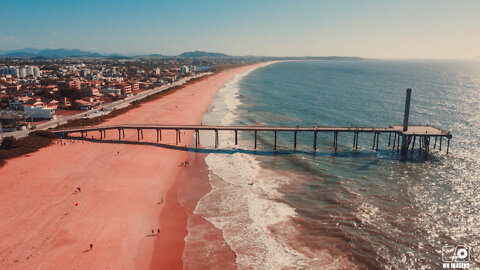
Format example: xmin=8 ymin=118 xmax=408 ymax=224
xmin=0 ymin=63 xmax=268 ymax=270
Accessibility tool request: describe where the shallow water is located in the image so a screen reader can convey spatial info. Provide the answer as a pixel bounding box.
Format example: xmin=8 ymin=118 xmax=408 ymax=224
xmin=194 ymin=60 xmax=480 ymax=269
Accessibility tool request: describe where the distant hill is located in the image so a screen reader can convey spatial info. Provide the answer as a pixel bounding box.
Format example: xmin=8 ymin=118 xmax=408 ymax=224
xmin=36 ymin=49 xmax=102 ymax=58
xmin=178 ymin=51 xmax=229 ymax=58
xmin=1 ymin=48 xmax=103 ymax=58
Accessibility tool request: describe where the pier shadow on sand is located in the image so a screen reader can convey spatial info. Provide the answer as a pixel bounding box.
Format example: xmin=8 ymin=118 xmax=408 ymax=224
xmin=62 ymin=136 xmax=442 ymax=163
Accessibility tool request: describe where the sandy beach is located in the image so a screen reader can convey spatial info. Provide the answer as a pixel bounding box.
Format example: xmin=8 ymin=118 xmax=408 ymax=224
xmin=0 ymin=63 xmax=270 ymax=270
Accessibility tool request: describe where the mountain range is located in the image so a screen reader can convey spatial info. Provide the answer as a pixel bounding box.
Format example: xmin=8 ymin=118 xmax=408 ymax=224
xmin=0 ymin=48 xmax=230 ymax=58
xmin=0 ymin=48 xmax=368 ymax=61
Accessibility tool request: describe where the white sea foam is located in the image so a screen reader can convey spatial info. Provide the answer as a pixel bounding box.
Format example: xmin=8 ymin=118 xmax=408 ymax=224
xmin=186 ymin=62 xmax=328 ymax=269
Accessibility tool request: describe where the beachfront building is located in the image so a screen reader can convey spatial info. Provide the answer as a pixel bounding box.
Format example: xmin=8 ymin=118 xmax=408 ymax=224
xmin=23 ymin=104 xmax=56 ymax=120
xmin=118 ymin=83 xmax=132 ymax=95
xmin=103 ymin=87 xmax=122 ymax=96
xmin=180 ymin=65 xmax=190 ymax=75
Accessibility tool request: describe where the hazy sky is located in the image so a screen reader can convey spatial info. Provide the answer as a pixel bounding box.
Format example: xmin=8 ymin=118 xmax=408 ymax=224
xmin=1 ymin=0 xmax=479 ymax=59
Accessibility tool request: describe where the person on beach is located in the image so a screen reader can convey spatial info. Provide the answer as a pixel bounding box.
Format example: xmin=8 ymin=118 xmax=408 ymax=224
xmin=90 ymin=244 xmax=93 ymax=250
xmin=152 ymin=229 xmax=154 ymax=235
xmin=157 ymin=228 xmax=160 ymax=234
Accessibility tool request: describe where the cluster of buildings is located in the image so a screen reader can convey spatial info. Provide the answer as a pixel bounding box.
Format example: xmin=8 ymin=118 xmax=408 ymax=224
xmin=0 ymin=59 xmax=202 ymax=132
xmin=0 ymin=65 xmax=42 ymax=78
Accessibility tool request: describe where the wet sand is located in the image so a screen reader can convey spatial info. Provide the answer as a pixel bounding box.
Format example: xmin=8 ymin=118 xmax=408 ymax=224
xmin=0 ymin=63 xmax=268 ymax=270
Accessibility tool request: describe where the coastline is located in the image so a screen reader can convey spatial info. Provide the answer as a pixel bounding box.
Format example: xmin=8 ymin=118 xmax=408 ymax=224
xmin=0 ymin=62 xmax=273 ymax=270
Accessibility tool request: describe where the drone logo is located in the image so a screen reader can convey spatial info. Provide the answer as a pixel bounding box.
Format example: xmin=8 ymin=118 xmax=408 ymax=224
xmin=442 ymin=245 xmax=470 ymax=269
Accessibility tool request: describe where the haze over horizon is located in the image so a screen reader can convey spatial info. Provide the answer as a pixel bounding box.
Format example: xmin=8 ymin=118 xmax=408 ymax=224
xmin=1 ymin=0 xmax=479 ymax=59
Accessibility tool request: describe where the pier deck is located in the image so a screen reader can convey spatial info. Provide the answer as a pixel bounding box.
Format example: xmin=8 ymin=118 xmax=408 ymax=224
xmin=54 ymin=124 xmax=449 ymax=136
xmin=53 ymin=123 xmax=452 ymax=156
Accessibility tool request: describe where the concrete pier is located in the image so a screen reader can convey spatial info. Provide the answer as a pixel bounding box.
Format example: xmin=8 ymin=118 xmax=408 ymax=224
xmin=54 ymin=89 xmax=452 ymax=159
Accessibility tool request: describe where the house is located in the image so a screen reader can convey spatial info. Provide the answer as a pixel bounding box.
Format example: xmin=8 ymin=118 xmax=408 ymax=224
xmin=9 ymin=96 xmax=32 ymax=110
xmin=43 ymin=98 xmax=59 ymax=109
xmin=23 ymin=104 xmax=55 ymax=119
xmin=74 ymin=99 xmax=93 ymax=111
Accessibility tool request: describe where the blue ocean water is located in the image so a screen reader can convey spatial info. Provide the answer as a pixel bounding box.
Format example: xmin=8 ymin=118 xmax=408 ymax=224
xmin=198 ymin=60 xmax=480 ymax=269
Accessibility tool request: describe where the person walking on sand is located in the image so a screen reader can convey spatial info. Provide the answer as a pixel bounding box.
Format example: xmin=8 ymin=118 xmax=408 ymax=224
xmin=157 ymin=228 xmax=160 ymax=234
xmin=90 ymin=244 xmax=93 ymax=250
xmin=152 ymin=229 xmax=154 ymax=235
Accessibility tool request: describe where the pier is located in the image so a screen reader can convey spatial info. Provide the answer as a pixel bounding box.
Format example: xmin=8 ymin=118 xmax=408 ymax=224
xmin=53 ymin=89 xmax=453 ymax=157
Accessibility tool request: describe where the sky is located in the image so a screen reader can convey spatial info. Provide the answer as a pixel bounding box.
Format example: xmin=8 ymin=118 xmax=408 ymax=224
xmin=1 ymin=0 xmax=479 ymax=59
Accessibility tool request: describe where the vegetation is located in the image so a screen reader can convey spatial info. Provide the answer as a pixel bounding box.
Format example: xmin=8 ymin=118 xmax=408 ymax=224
xmin=0 ymin=131 xmax=57 ymax=168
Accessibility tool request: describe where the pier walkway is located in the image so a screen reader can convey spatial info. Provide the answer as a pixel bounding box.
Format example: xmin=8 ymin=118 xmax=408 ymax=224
xmin=53 ymin=123 xmax=452 ymax=155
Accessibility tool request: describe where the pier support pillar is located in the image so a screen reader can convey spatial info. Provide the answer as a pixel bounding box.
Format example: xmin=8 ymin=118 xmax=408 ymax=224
xmin=403 ymin=88 xmax=412 ymax=132
xmin=397 ymin=134 xmax=401 ymax=153
xmin=175 ymin=129 xmax=179 ymax=145
xmin=118 ymin=129 xmax=121 ymax=140
xmin=195 ymin=129 xmax=199 ymax=148
xmin=294 ymin=131 xmax=297 ymax=150
xmin=122 ymin=129 xmax=125 ymax=138
xmin=411 ymin=136 xmax=416 ymax=154
xmin=376 ymin=133 xmax=379 ymax=151
xmin=215 ymin=130 xmax=218 ymax=148
xmin=275 ymin=131 xmax=278 ymax=151
xmin=137 ymin=129 xmax=140 ymax=141
xmin=388 ymin=133 xmax=391 ymax=146
xmin=355 ymin=132 xmax=359 ymax=150
xmin=235 ymin=130 xmax=238 ymax=145
xmin=81 ymin=131 xmax=84 ymax=138
xmin=313 ymin=131 xmax=317 ymax=151
xmin=400 ymin=135 xmax=408 ymax=156
xmin=334 ymin=131 xmax=338 ymax=151
xmin=439 ymin=137 xmax=443 ymax=151
xmin=254 ymin=131 xmax=257 ymax=149
xmin=446 ymin=138 xmax=450 ymax=155
xmin=392 ymin=133 xmax=397 ymax=150
xmin=434 ymin=136 xmax=437 ymax=149
xmin=156 ymin=129 xmax=159 ymax=143
xmin=100 ymin=130 xmax=103 ymax=140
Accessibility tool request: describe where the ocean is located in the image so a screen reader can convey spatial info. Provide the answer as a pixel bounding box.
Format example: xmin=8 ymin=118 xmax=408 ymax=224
xmin=193 ymin=60 xmax=480 ymax=269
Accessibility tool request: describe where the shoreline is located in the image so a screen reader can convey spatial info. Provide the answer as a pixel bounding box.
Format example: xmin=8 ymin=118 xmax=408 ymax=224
xmin=0 ymin=62 xmax=272 ymax=270
xmin=147 ymin=61 xmax=277 ymax=269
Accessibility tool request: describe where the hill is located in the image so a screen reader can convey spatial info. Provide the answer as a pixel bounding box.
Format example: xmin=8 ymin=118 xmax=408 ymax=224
xmin=178 ymin=51 xmax=229 ymax=58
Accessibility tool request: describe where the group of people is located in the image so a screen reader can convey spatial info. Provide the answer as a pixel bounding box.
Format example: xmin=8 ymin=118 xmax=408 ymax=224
xmin=57 ymin=139 xmax=84 ymax=145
